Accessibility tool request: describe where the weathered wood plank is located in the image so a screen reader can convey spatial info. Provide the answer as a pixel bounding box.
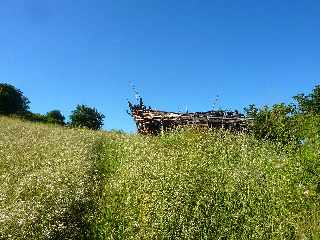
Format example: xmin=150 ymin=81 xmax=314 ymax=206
xmin=128 ymin=100 xmax=249 ymax=134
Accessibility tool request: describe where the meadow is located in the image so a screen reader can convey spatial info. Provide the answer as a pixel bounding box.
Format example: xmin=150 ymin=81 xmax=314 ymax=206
xmin=0 ymin=117 xmax=104 ymax=239
xmin=1 ymin=116 xmax=320 ymax=239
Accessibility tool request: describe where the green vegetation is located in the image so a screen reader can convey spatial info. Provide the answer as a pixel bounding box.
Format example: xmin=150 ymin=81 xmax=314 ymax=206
xmin=0 ymin=117 xmax=105 ymax=239
xmin=294 ymin=85 xmax=320 ymax=114
xmin=70 ymin=104 xmax=105 ymax=130
xmin=1 ymin=115 xmax=320 ymax=239
xmin=0 ymin=83 xmax=30 ymax=115
xmin=93 ymin=128 xmax=320 ymax=239
xmin=0 ymin=82 xmax=105 ymax=129
xmin=1 ymin=84 xmax=320 ymax=239
xmin=46 ymin=110 xmax=66 ymax=125
xmin=244 ymin=85 xmax=320 ymax=144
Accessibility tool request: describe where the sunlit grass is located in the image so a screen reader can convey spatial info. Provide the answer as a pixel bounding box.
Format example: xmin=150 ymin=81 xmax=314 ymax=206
xmin=94 ymin=129 xmax=320 ymax=239
xmin=1 ymin=117 xmax=319 ymax=239
xmin=0 ymin=117 xmax=104 ymax=239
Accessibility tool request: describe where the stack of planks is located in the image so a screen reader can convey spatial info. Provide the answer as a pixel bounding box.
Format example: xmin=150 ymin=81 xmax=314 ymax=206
xmin=128 ymin=99 xmax=249 ymax=134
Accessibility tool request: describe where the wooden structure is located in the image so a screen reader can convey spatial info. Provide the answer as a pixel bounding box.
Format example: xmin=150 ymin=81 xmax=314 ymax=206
xmin=128 ymin=99 xmax=248 ymax=134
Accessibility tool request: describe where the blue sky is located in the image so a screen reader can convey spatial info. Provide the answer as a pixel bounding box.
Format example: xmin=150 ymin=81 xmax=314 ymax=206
xmin=0 ymin=0 xmax=319 ymax=132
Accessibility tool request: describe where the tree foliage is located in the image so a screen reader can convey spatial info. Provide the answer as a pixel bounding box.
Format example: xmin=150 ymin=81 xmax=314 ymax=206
xmin=70 ymin=104 xmax=105 ymax=130
xmin=46 ymin=110 xmax=65 ymax=125
xmin=245 ymin=84 xmax=320 ymax=145
xmin=0 ymin=83 xmax=30 ymax=115
xmin=244 ymin=103 xmax=298 ymax=144
xmin=23 ymin=112 xmax=48 ymax=123
xmin=294 ymin=85 xmax=320 ymax=114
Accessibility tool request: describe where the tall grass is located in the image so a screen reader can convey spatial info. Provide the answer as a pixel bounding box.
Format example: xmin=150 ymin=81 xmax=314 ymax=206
xmin=1 ymin=117 xmax=320 ymax=239
xmin=94 ymin=129 xmax=320 ymax=239
xmin=0 ymin=117 xmax=104 ymax=239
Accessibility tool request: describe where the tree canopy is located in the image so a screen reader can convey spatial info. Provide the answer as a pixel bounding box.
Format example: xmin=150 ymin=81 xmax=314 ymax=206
xmin=245 ymin=84 xmax=320 ymax=144
xmin=0 ymin=83 xmax=30 ymax=115
xmin=70 ymin=104 xmax=105 ymax=130
xmin=47 ymin=110 xmax=65 ymax=125
xmin=294 ymin=85 xmax=320 ymax=114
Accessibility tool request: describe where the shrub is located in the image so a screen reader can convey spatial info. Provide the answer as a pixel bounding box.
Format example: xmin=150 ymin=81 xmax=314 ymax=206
xmin=244 ymin=85 xmax=320 ymax=145
xmin=70 ymin=104 xmax=105 ymax=130
xmin=22 ymin=111 xmax=48 ymax=123
xmin=47 ymin=110 xmax=65 ymax=125
xmin=244 ymin=103 xmax=299 ymax=144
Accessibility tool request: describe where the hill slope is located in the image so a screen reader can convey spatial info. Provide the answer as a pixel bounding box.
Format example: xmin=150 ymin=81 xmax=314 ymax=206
xmin=0 ymin=117 xmax=104 ymax=239
xmin=95 ymin=129 xmax=320 ymax=239
xmin=1 ymin=117 xmax=319 ymax=239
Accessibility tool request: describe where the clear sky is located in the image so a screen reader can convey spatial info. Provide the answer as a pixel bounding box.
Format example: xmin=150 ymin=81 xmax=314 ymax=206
xmin=1 ymin=0 xmax=319 ymax=132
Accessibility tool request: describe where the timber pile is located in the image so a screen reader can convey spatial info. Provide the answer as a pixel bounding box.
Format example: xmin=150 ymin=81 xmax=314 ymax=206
xmin=128 ymin=98 xmax=248 ymax=134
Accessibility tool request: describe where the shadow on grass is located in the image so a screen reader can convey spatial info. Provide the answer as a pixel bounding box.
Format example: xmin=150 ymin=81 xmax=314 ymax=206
xmin=50 ymin=139 xmax=107 ymax=240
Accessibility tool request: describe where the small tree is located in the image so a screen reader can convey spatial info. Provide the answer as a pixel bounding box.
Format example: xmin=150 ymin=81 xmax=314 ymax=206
xmin=0 ymin=83 xmax=30 ymax=115
xmin=294 ymin=85 xmax=320 ymax=114
xmin=244 ymin=103 xmax=298 ymax=144
xmin=70 ymin=104 xmax=105 ymax=130
xmin=47 ymin=110 xmax=65 ymax=125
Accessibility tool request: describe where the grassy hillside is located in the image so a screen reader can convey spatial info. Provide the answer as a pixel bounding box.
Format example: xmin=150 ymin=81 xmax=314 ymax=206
xmin=95 ymin=129 xmax=320 ymax=239
xmin=1 ymin=117 xmax=320 ymax=239
xmin=0 ymin=117 xmax=105 ymax=239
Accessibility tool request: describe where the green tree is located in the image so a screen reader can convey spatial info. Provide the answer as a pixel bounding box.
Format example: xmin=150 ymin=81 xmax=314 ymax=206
xmin=46 ymin=110 xmax=65 ymax=125
xmin=0 ymin=83 xmax=30 ymax=115
xmin=70 ymin=105 xmax=105 ymax=130
xmin=294 ymin=85 xmax=320 ymax=114
xmin=244 ymin=103 xmax=298 ymax=143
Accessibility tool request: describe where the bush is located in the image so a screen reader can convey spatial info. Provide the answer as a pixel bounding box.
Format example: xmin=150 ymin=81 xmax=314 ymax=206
xmin=22 ymin=111 xmax=48 ymax=123
xmin=0 ymin=83 xmax=30 ymax=115
xmin=47 ymin=110 xmax=65 ymax=125
xmin=70 ymin=104 xmax=105 ymax=130
xmin=244 ymin=85 xmax=320 ymax=145
xmin=244 ymin=103 xmax=299 ymax=144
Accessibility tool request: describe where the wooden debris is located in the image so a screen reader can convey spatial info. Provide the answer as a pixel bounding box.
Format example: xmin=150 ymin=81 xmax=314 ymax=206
xmin=128 ymin=98 xmax=249 ymax=134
